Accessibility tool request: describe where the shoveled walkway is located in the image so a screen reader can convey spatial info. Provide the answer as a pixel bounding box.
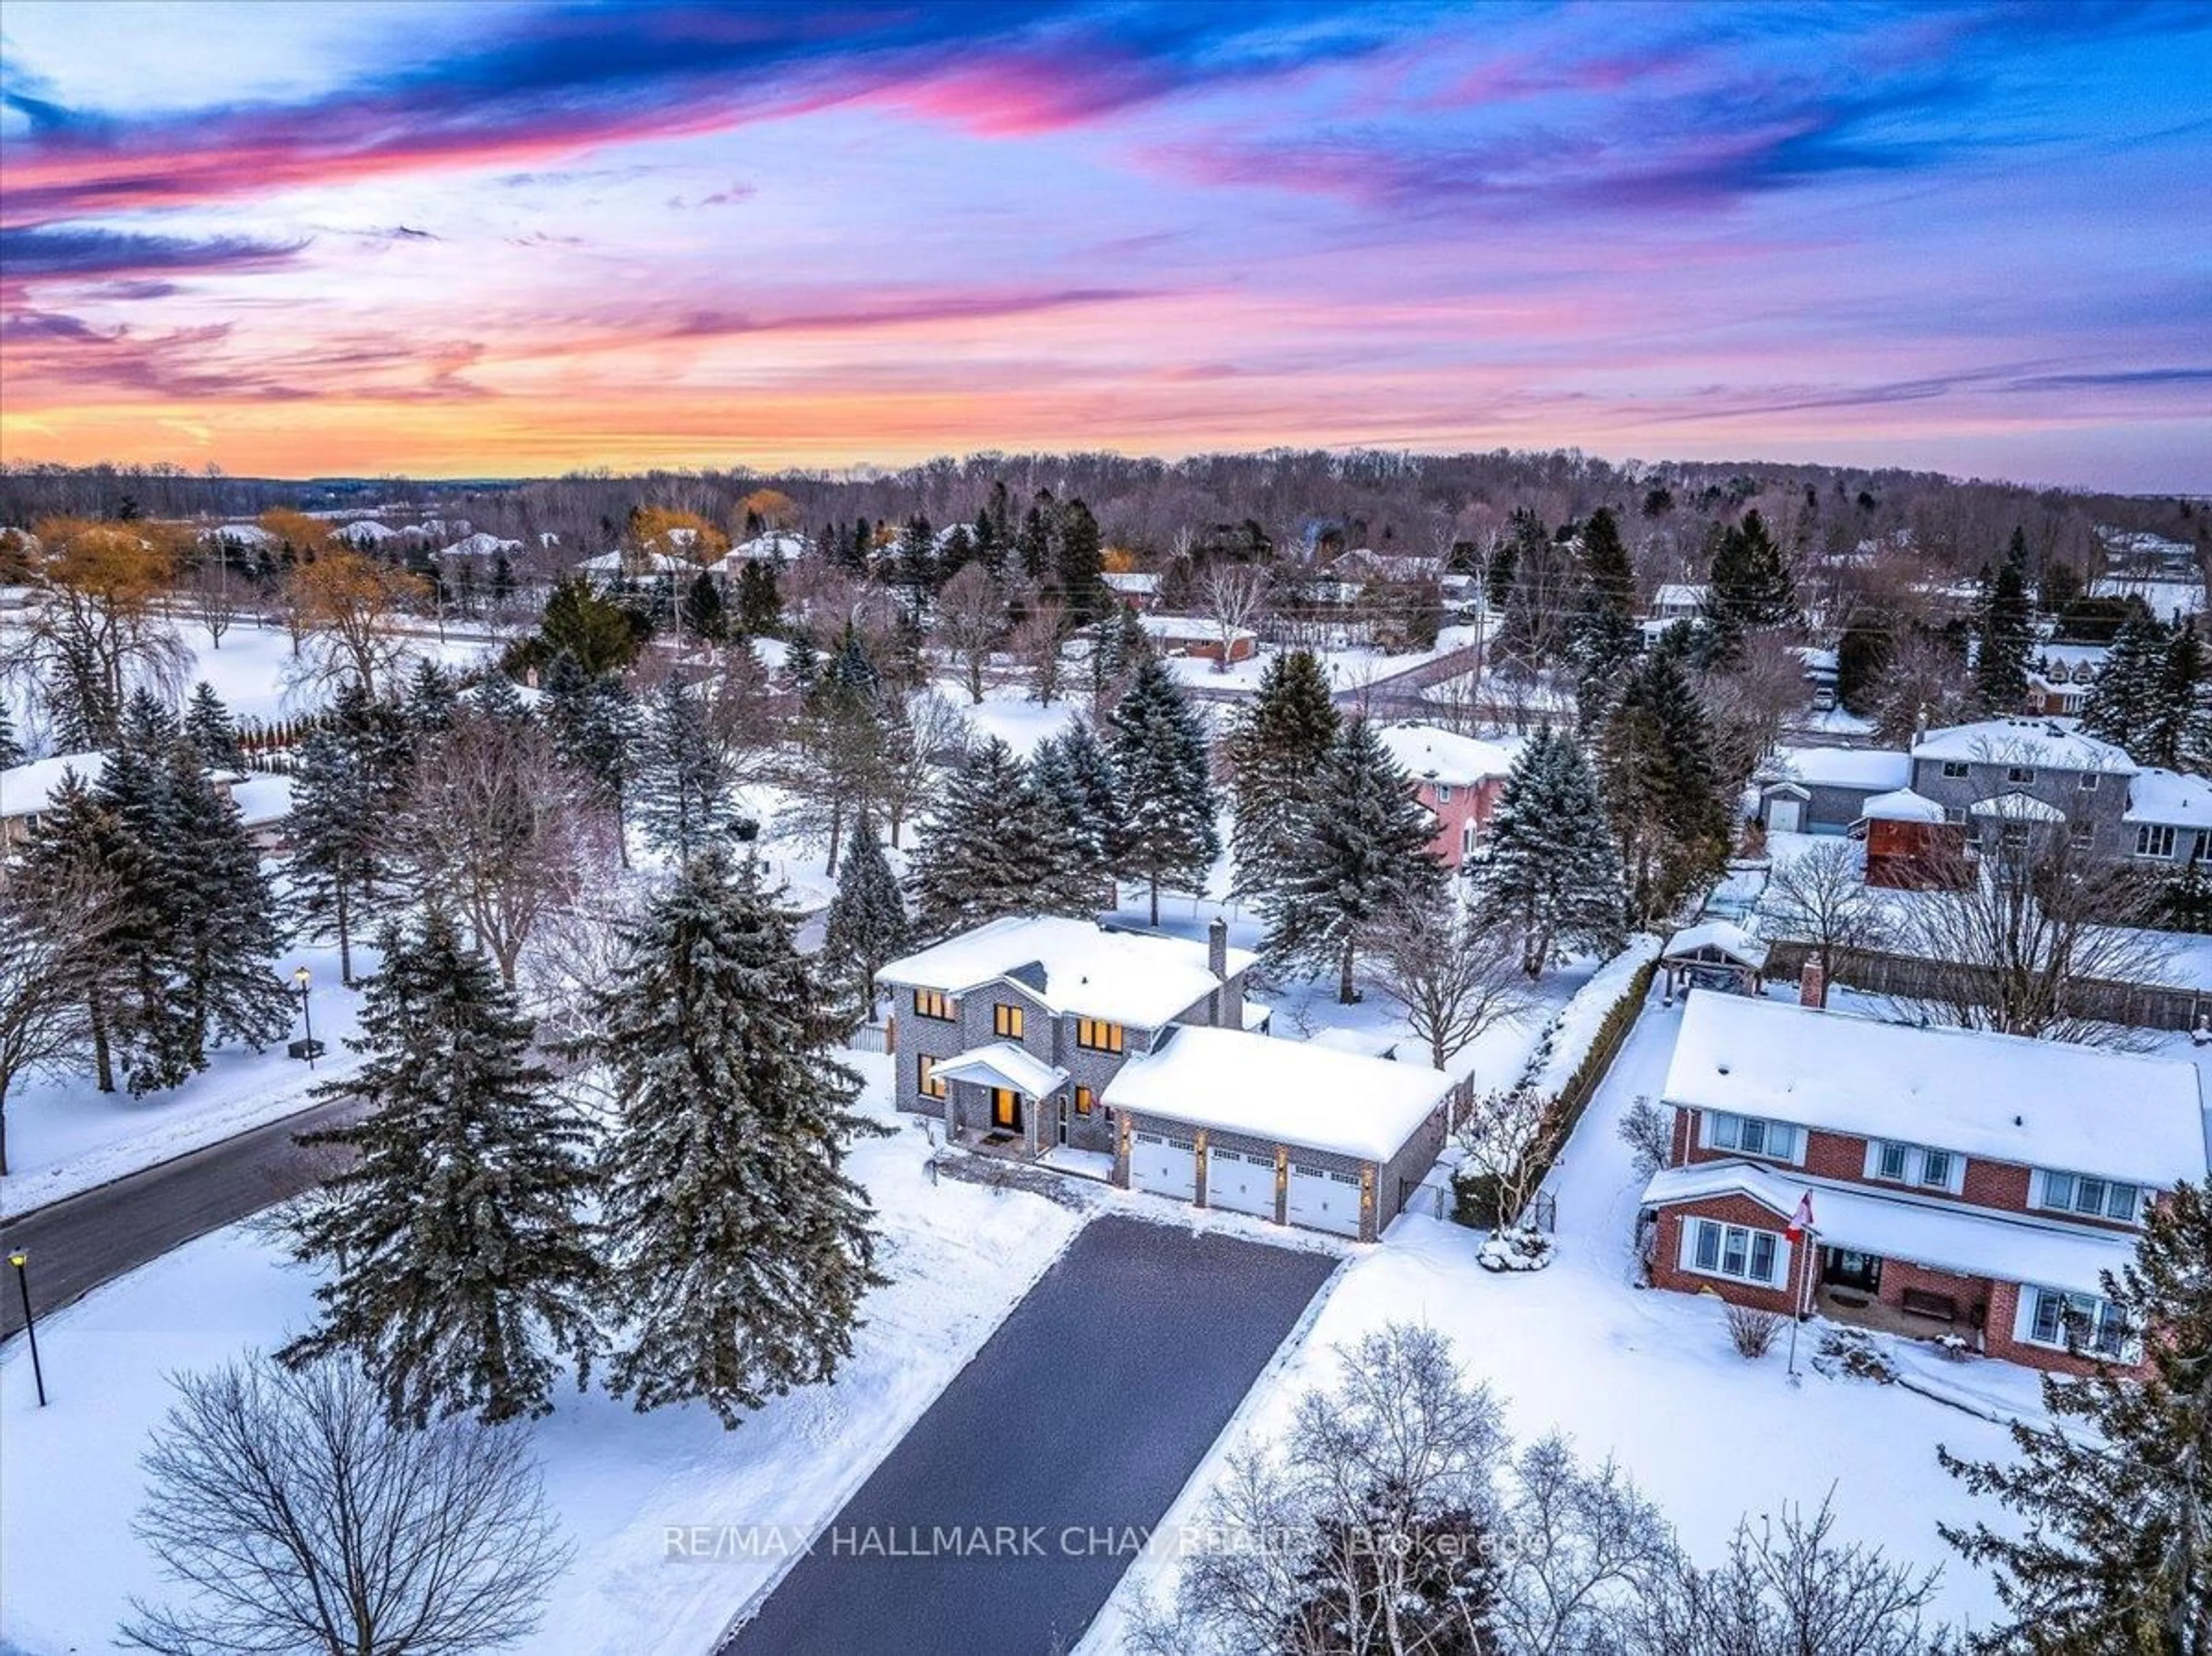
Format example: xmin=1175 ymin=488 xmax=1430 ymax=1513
xmin=720 ymin=1213 xmax=1339 ymax=1656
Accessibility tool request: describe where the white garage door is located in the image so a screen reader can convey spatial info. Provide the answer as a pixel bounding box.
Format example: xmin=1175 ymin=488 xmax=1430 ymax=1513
xmin=1286 ymin=1163 xmax=1363 ymax=1237
xmin=1130 ymin=1131 xmax=1196 ymax=1201
xmin=1767 ymin=797 xmax=1804 ymax=834
xmin=1206 ymin=1148 xmax=1277 ymax=1219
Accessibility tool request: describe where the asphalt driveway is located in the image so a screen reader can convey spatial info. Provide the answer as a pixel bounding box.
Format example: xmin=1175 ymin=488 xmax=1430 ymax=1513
xmin=721 ymin=1213 xmax=1340 ymax=1656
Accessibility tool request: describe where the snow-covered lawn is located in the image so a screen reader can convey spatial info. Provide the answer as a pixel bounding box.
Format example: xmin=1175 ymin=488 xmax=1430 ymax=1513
xmin=1 ymin=935 xmax=372 ymax=1218
xmin=0 ymin=1052 xmax=1086 ymax=1656
xmin=1084 ymin=987 xmax=2031 ymax=1648
xmin=1158 ymin=625 xmax=1484 ymax=697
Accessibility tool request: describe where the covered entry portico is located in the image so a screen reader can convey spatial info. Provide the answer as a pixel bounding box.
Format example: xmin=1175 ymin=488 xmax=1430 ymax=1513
xmin=933 ymin=1042 xmax=1069 ymax=1158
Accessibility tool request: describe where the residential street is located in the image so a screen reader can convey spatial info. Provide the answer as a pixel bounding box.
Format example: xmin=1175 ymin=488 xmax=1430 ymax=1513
xmin=0 ymin=1097 xmax=363 ymax=1341
xmin=721 ymin=1214 xmax=1340 ymax=1656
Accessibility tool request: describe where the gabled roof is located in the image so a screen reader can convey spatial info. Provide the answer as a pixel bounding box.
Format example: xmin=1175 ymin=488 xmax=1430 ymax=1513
xmin=1374 ymin=724 xmax=1518 ymax=789
xmin=1969 ymin=790 xmax=2067 ymax=823
xmin=1911 ymin=719 xmax=2136 ymax=775
xmin=1642 ymin=1160 xmax=2138 ymax=1299
xmin=878 ymin=916 xmax=1253 ymax=1029
xmin=1661 ymin=920 xmax=1770 ymax=971
xmin=1 ymin=750 xmax=108 ymax=816
xmin=934 ymin=1042 xmax=1068 ymax=1099
xmin=1858 ymin=787 xmax=1946 ymax=823
xmin=1103 ymin=1025 xmax=1452 ymax=1161
xmin=1662 ymin=993 xmax=2206 ymax=1188
xmin=2126 ymin=767 xmax=2212 ymax=830
xmin=1756 ymin=746 xmax=1911 ymax=792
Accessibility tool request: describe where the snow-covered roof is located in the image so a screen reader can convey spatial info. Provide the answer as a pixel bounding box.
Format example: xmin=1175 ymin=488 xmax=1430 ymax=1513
xmin=1374 ymin=724 xmax=1517 ymax=788
xmin=1663 ymin=993 xmax=2207 ymax=1188
xmin=1910 ymin=719 xmax=2137 ymax=776
xmin=442 ymin=531 xmax=522 ymax=558
xmin=577 ymin=550 xmax=690 ymax=576
xmin=1306 ymin=1027 xmax=1400 ymax=1060
xmin=878 ymin=916 xmax=1255 ymax=1029
xmin=1969 ymin=790 xmax=2067 ymax=823
xmin=1 ymin=750 xmax=107 ymax=816
xmin=1138 ymin=614 xmax=1255 ymax=645
xmin=712 ymin=531 xmax=809 ymax=569
xmin=1103 ymin=1026 xmax=1453 ymax=1162
xmin=1660 ymin=921 xmax=1769 ymax=971
xmin=1858 ymin=787 xmax=1946 ymax=824
xmin=2126 ymin=767 xmax=2212 ymax=830
xmin=228 ymin=772 xmax=294 ymax=829
xmin=1641 ymin=1160 xmax=2139 ymax=1299
xmin=933 ymin=1042 xmax=1068 ymax=1099
xmin=1758 ymin=746 xmax=1910 ymax=792
xmin=204 ymin=522 xmax=275 ymax=546
xmin=2092 ymin=576 xmax=2204 ymax=617
xmin=2029 ymin=642 xmax=2109 ymax=673
xmin=1102 ymin=572 xmax=1160 ymax=594
xmin=331 ymin=520 xmax=396 ymax=546
xmin=1651 ymin=582 xmax=1707 ymax=610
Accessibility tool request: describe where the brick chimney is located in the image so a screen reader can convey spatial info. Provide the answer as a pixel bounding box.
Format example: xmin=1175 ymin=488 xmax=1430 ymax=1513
xmin=1800 ymin=960 xmax=1828 ymax=1010
xmin=1208 ymin=917 xmax=1229 ymax=981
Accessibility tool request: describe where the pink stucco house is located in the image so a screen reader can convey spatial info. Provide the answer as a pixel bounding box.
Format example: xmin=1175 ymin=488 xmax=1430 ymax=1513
xmin=1374 ymin=724 xmax=1518 ymax=869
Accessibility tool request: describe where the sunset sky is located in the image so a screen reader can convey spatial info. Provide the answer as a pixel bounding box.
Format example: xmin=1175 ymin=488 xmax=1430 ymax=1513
xmin=2 ymin=1 xmax=2207 ymax=489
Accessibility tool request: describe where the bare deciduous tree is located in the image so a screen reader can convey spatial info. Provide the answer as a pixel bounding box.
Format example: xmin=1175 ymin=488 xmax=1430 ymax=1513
xmin=0 ymin=870 xmax=118 ymax=1174
xmin=1011 ymin=591 xmax=1068 ymax=705
xmin=934 ymin=562 xmax=1005 ymax=702
xmin=1616 ymin=1095 xmax=1673 ymax=1180
xmin=392 ymin=709 xmax=612 ymax=988
xmin=1197 ymin=561 xmax=1271 ymax=674
xmin=1453 ymin=1086 xmax=1566 ymax=1230
xmin=1366 ymin=894 xmax=1536 ymax=1071
xmin=183 ymin=557 xmax=240 ymax=651
xmin=122 ymin=1353 xmax=568 ymax=1656
xmin=1756 ymin=838 xmax=1877 ymax=985
xmin=1497 ymin=1435 xmax=1675 ymax=1656
xmin=287 ymin=550 xmax=429 ymax=700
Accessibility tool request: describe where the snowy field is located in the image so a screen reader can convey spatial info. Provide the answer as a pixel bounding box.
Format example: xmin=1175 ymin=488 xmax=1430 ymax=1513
xmin=1084 ymin=986 xmax=2031 ymax=1647
xmin=0 ymin=1052 xmax=1086 ymax=1656
xmin=1157 ymin=624 xmax=1483 ymax=696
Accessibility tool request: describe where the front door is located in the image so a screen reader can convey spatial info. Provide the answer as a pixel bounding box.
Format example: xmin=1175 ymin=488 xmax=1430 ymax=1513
xmin=991 ymin=1088 xmax=1021 ymax=1132
xmin=1822 ymin=1247 xmax=1882 ymax=1294
xmin=1055 ymin=1095 xmax=1070 ymax=1147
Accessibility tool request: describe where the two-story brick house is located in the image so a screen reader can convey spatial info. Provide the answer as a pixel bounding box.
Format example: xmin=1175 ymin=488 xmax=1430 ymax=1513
xmin=1639 ymin=993 xmax=2209 ymax=1373
xmin=1374 ymin=724 xmax=1518 ymax=869
xmin=878 ymin=914 xmax=1461 ymax=1239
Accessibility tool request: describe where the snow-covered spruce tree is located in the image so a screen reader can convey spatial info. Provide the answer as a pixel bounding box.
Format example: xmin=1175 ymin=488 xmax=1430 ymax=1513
xmin=1700 ymin=508 xmax=1797 ymax=662
xmin=541 ymin=651 xmax=638 ymax=861
xmin=1471 ymin=725 xmax=1626 ymax=977
xmin=1224 ymin=649 xmax=1340 ymax=907
xmin=1260 ymin=717 xmax=1444 ymax=1004
xmin=2079 ymin=609 xmax=2167 ymax=754
xmin=908 ymin=737 xmax=1088 ymax=939
xmin=401 ymin=656 xmax=460 ymax=735
xmin=0 ymin=695 xmax=22 ymax=770
xmin=286 ymin=690 xmax=414 ymax=985
xmin=633 ymin=672 xmax=733 ymax=868
xmin=1972 ymin=530 xmax=2035 ymax=714
xmin=1940 ymin=1179 xmax=2211 ymax=1655
xmin=585 ymin=849 xmax=887 ymax=1427
xmin=1596 ymin=649 xmax=1729 ymax=928
xmin=1569 ymin=506 xmax=1641 ymax=727
xmin=2146 ymin=621 xmax=2208 ymax=775
xmin=283 ymin=912 xmax=600 ymax=1427
xmin=820 ymin=820 xmax=910 ymax=1022
xmin=1031 ymin=720 xmax=1121 ymax=870
xmin=163 ymin=729 xmax=291 ymax=1067
xmin=181 ymin=682 xmax=244 ymax=771
xmin=1107 ymin=655 xmax=1221 ymax=926
xmin=16 ymin=771 xmax=130 ymax=1094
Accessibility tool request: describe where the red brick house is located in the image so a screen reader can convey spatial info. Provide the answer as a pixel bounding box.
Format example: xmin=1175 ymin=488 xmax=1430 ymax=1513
xmin=1373 ymin=724 xmax=1517 ymax=869
xmin=1641 ymin=993 xmax=2208 ymax=1374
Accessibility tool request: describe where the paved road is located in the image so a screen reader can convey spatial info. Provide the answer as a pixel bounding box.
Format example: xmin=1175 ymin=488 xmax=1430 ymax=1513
xmin=0 ymin=1096 xmax=363 ymax=1341
xmin=722 ymin=1215 xmax=1339 ymax=1656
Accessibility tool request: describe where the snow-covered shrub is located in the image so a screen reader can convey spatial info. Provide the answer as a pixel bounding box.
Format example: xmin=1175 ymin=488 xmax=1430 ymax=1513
xmin=1812 ymin=1327 xmax=1898 ymax=1384
xmin=1617 ymin=1095 xmax=1672 ymax=1178
xmin=1726 ymin=1305 xmax=1783 ymax=1359
xmin=1478 ymin=1226 xmax=1555 ymax=1273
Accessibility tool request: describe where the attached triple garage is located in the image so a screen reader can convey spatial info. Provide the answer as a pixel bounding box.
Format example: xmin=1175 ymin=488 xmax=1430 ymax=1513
xmin=1107 ymin=1026 xmax=1460 ymax=1243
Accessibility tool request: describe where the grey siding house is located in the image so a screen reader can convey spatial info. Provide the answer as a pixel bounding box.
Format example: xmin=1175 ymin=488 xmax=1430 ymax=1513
xmin=1906 ymin=720 xmax=2135 ymax=857
xmin=1751 ymin=747 xmax=1910 ymax=835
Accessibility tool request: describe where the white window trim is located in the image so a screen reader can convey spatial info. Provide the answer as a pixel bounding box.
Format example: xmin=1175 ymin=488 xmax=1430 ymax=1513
xmin=2014 ymin=1284 xmax=2137 ymax=1362
xmin=2033 ymin=1169 xmax=2145 ymax=1224
xmin=1862 ymin=1138 xmax=1968 ymax=1194
xmin=1941 ymin=759 xmax=1969 ymax=779
xmin=1679 ymin=1218 xmax=1791 ymax=1289
xmin=2135 ymin=824 xmax=2177 ymax=860
xmin=1700 ymin=1110 xmax=1806 ymax=1167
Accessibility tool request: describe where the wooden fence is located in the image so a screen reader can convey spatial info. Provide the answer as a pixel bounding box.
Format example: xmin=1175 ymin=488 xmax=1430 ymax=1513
xmin=1760 ymin=939 xmax=2210 ymax=1034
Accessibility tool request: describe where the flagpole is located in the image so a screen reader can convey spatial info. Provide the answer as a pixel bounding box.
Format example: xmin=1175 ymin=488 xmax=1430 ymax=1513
xmin=1786 ymin=1192 xmax=1816 ymax=1382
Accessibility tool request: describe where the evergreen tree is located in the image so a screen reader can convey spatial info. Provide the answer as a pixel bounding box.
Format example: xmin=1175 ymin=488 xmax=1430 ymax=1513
xmin=1472 ymin=727 xmax=1626 ymax=976
xmin=736 ymin=559 xmax=781 ymax=635
xmin=1941 ymin=1180 xmax=2211 ymax=1654
xmin=820 ymin=821 xmax=910 ymax=1021
xmin=680 ymin=570 xmax=729 ymax=642
xmin=402 ymin=657 xmax=459 ymax=735
xmin=907 ymin=738 xmax=1089 ymax=938
xmin=165 ymin=732 xmax=291 ymax=1065
xmin=282 ymin=912 xmax=600 ymax=1428
xmin=1596 ymin=651 xmax=1729 ymax=926
xmin=2080 ymin=611 xmax=2168 ymax=753
xmin=2144 ymin=622 xmax=2208 ymax=773
xmin=182 ymin=682 xmax=244 ymax=771
xmin=782 ymin=631 xmax=822 ymax=693
xmin=1835 ymin=612 xmax=1892 ymax=715
xmin=541 ymin=653 xmax=638 ymax=861
xmin=1259 ymin=717 xmax=1445 ymax=1004
xmin=521 ymin=575 xmax=643 ymax=677
xmin=587 ymin=850 xmax=885 ymax=1427
xmin=1031 ymin=720 xmax=1121 ymax=868
xmin=1225 ymin=650 xmax=1341 ymax=905
xmin=1569 ymin=506 xmax=1641 ymax=725
xmin=1107 ymin=656 xmax=1221 ymax=926
xmin=0 ymin=695 xmax=21 ymax=771
xmin=1972 ymin=531 xmax=2035 ymax=713
xmin=896 ymin=515 xmax=938 ymax=614
xmin=1496 ymin=510 xmax=1567 ymax=668
xmin=1016 ymin=500 xmax=1053 ymax=581
xmin=1054 ymin=498 xmax=1105 ymax=622
xmin=634 ymin=674 xmax=733 ymax=868
xmin=1702 ymin=509 xmax=1797 ymax=659
xmin=20 ymin=772 xmax=130 ymax=1091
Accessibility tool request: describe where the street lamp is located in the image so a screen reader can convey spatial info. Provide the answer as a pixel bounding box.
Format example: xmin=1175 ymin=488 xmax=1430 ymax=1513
xmin=291 ymin=965 xmax=319 ymax=1069
xmin=9 ymin=1251 xmax=47 ymax=1407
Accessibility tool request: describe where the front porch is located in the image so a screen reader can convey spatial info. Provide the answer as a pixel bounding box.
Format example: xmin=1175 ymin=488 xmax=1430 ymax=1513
xmin=1812 ymin=1246 xmax=1989 ymax=1348
xmin=934 ymin=1040 xmax=1071 ymax=1163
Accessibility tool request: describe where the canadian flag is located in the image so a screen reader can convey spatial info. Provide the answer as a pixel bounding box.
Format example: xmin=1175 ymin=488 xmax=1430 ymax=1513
xmin=1786 ymin=1191 xmax=1816 ymax=1244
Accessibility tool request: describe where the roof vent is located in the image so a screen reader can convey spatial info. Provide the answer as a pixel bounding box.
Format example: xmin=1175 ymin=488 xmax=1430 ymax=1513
xmin=1716 ymin=1063 xmax=1731 ymax=1076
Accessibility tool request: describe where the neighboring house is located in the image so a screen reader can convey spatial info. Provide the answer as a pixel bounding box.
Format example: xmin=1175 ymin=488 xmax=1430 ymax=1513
xmin=2023 ymin=642 xmax=2109 ymax=718
xmin=229 ymin=772 xmax=297 ymax=855
xmin=1906 ymin=720 xmax=2135 ymax=858
xmin=576 ymin=549 xmax=691 ymax=584
xmin=2124 ymin=767 xmax=2212 ymax=868
xmin=1752 ymin=747 xmax=1911 ymax=835
xmin=441 ymin=531 xmax=524 ymax=559
xmin=1137 ymin=613 xmax=1257 ymax=663
xmin=1641 ymin=993 xmax=2209 ymax=1374
xmin=1648 ymin=582 xmax=1707 ymax=622
xmin=879 ymin=914 xmax=1456 ymax=1238
xmin=2 ymin=750 xmax=108 ymax=847
xmin=709 ymin=531 xmax=810 ymax=576
xmin=1374 ymin=724 xmax=1517 ymax=868
xmin=1101 ymin=571 xmax=1162 ymax=610
xmin=1852 ymin=788 xmax=1949 ymax=888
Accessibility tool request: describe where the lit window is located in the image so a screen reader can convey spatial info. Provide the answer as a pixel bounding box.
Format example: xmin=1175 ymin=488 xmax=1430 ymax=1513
xmin=993 ymin=1003 xmax=1024 ymax=1039
xmin=913 ymin=989 xmax=955 ymax=1021
xmin=1075 ymin=1086 xmax=1094 ymax=1116
xmin=917 ymin=1054 xmax=947 ymax=1099
xmin=1077 ymin=1018 xmax=1126 ymax=1053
